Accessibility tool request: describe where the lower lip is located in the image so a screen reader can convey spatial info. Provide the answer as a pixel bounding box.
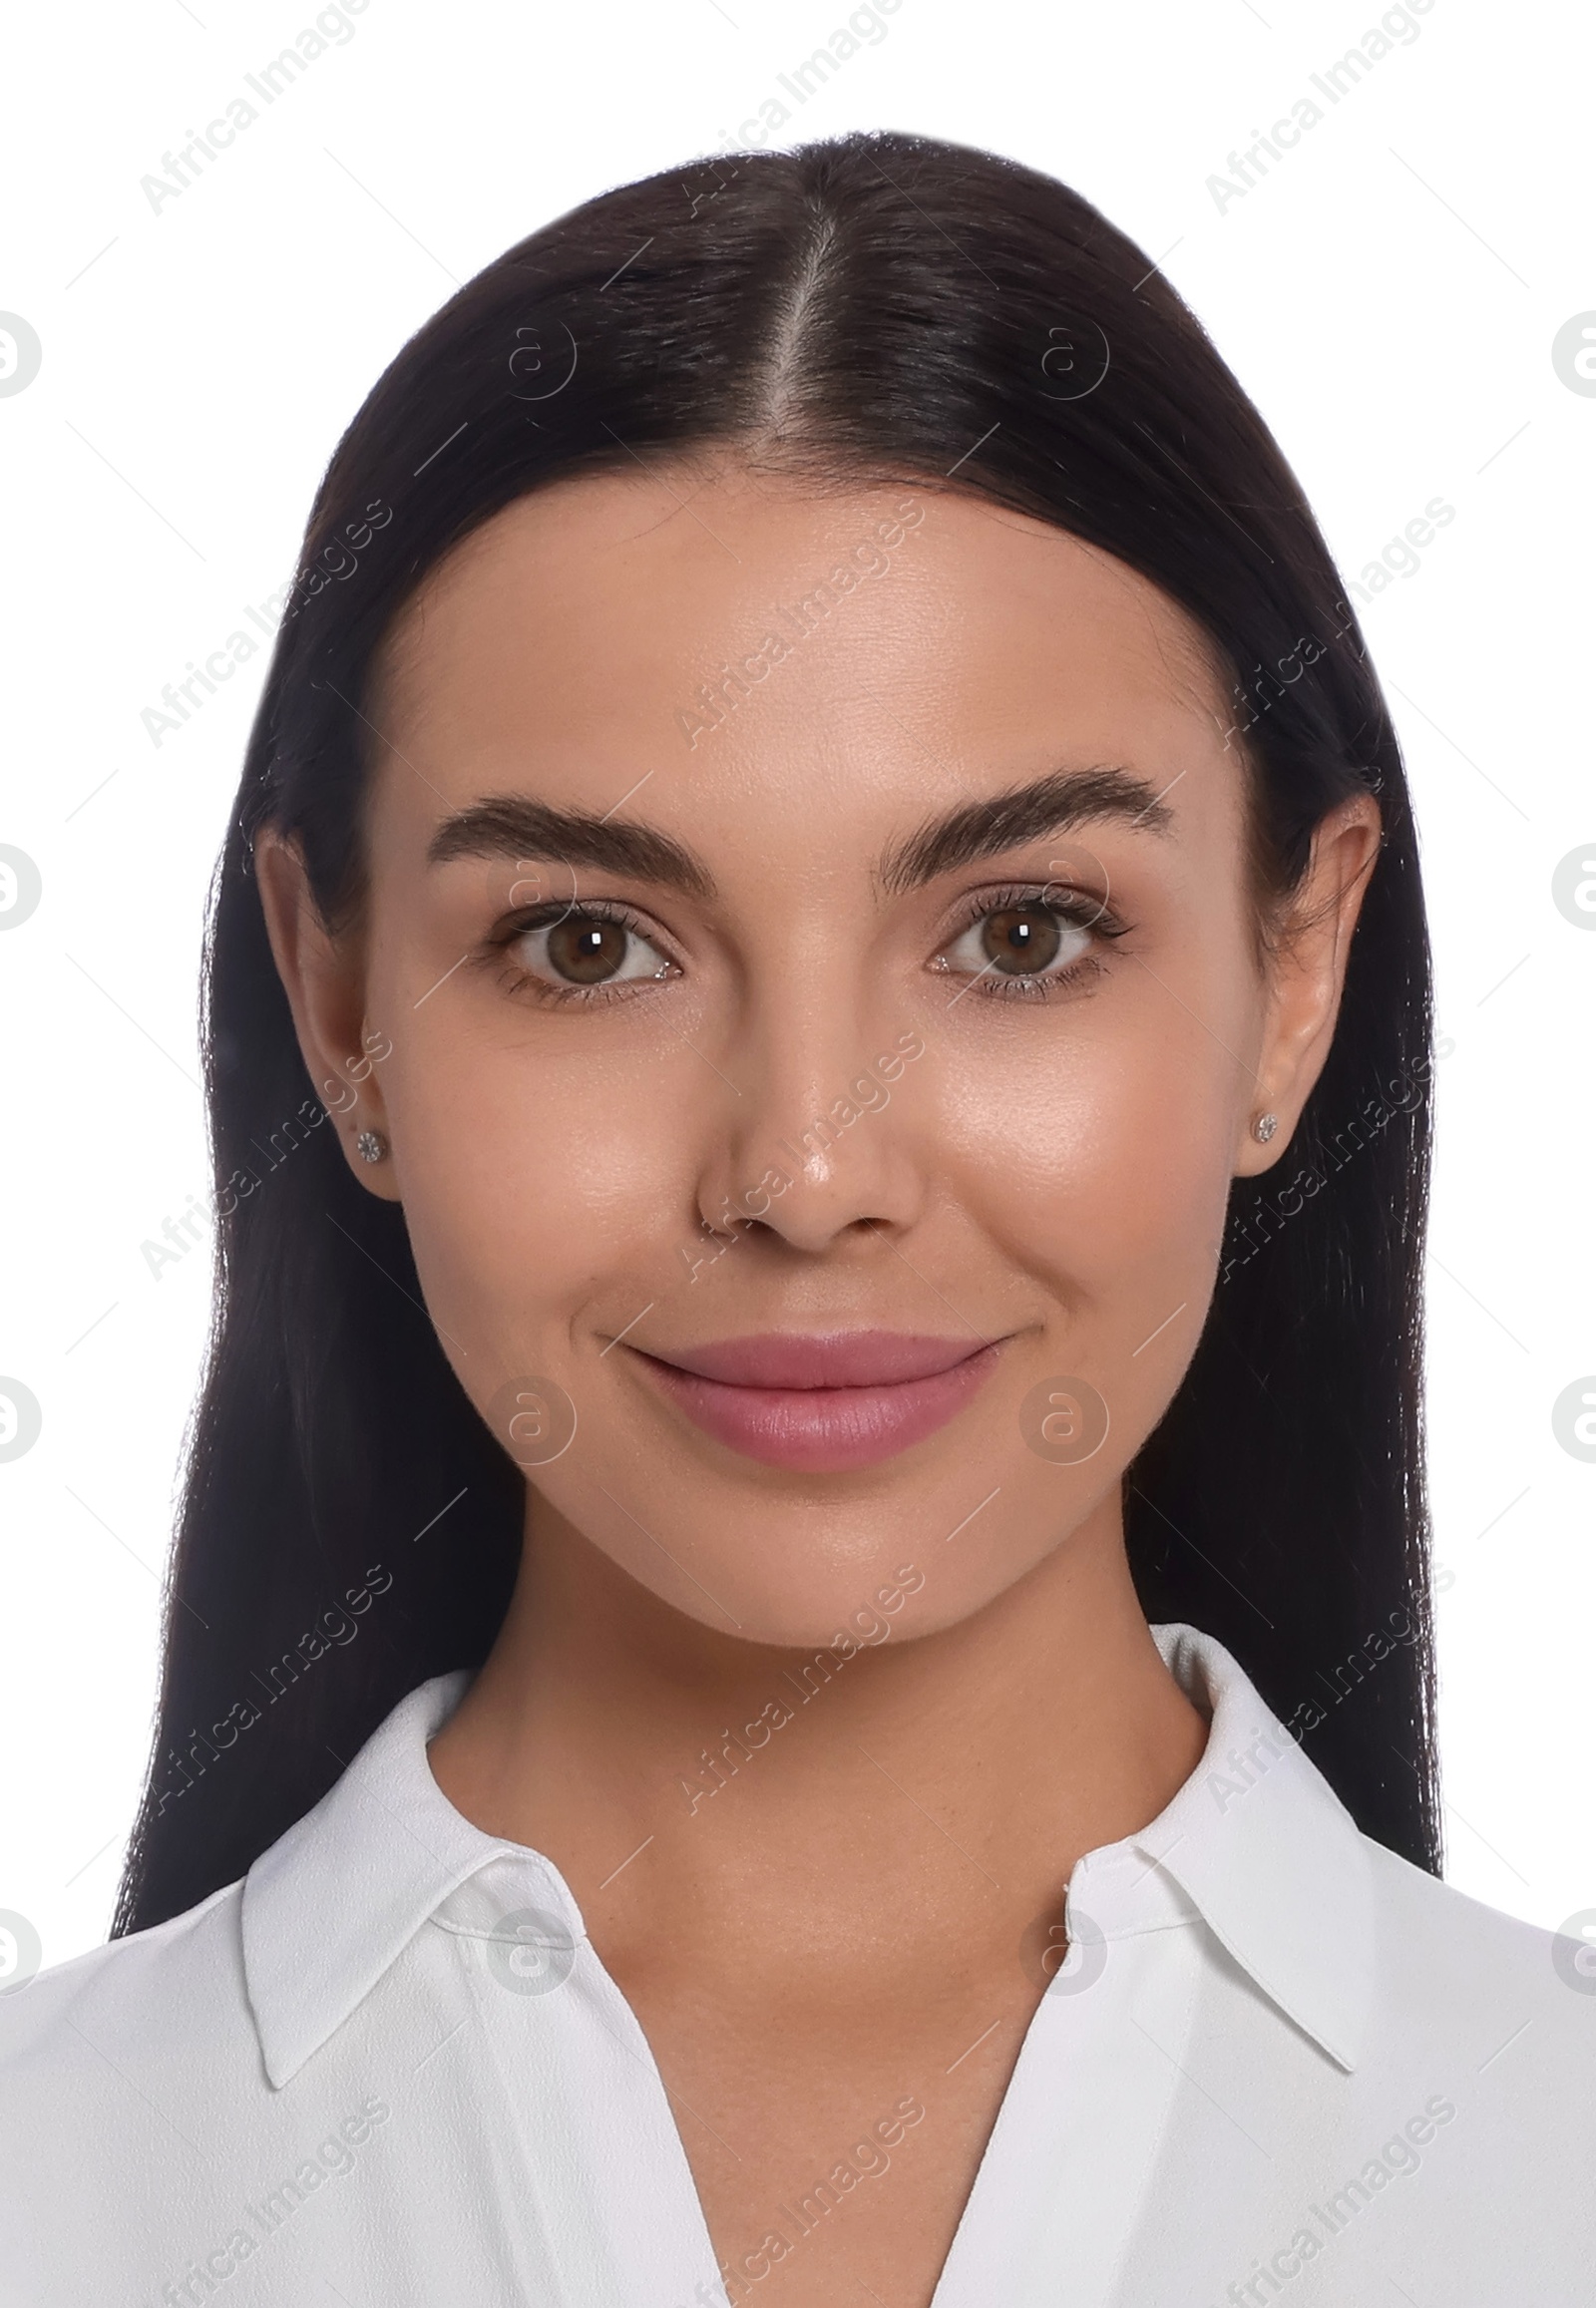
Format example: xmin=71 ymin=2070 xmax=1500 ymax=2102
xmin=630 ymin=1343 xmax=1002 ymax=1471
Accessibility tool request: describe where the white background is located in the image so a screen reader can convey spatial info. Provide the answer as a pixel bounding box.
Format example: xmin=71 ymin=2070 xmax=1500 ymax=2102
xmin=2 ymin=0 xmax=1592 ymax=1969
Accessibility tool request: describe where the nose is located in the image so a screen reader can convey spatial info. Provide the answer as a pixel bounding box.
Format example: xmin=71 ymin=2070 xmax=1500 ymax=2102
xmin=692 ymin=988 xmax=930 ymax=1257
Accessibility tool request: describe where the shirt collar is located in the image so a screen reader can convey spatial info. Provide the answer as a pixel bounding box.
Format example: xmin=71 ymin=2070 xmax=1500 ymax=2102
xmin=1070 ymin=1623 xmax=1376 ymax=2074
xmin=241 ymin=1669 xmax=539 ymax=2089
xmin=241 ymin=1623 xmax=1375 ymax=2091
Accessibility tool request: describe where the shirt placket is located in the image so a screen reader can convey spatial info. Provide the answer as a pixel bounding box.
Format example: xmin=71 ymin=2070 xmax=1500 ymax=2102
xmin=928 ymin=1852 xmax=1204 ymax=2308
xmin=448 ymin=1858 xmax=727 ymax=2308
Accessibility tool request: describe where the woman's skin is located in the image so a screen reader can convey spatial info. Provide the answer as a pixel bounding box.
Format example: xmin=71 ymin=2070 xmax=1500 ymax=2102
xmin=258 ymin=461 xmax=1380 ymax=2308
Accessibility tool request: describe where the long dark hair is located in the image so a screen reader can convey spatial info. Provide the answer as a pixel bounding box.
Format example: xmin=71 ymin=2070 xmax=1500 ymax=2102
xmin=114 ymin=129 xmax=1439 ymax=1937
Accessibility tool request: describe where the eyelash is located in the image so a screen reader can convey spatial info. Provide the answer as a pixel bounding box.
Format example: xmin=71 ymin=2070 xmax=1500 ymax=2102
xmin=937 ymin=882 xmax=1128 ymax=1003
xmin=482 ymin=883 xmax=1129 ymax=1008
xmin=486 ymin=899 xmax=674 ymax=1007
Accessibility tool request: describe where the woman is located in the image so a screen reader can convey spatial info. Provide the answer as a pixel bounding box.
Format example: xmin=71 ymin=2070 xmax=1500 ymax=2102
xmin=2 ymin=131 xmax=1588 ymax=2306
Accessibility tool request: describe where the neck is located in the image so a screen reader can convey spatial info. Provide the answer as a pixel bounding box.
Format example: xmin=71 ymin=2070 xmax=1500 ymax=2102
xmin=426 ymin=1491 xmax=1211 ymax=1990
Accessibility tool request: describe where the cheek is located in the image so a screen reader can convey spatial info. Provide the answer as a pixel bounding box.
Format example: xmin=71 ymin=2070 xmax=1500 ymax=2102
xmin=379 ymin=1013 xmax=693 ymax=1362
xmin=936 ymin=979 xmax=1248 ymax=1305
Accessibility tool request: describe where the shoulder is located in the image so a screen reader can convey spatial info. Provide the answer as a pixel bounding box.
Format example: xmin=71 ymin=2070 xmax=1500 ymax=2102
xmin=0 ymin=1877 xmax=260 ymax=2109
xmin=1363 ymin=1832 xmax=1577 ymax=1973
xmin=1358 ymin=1833 xmax=1596 ymax=2096
xmin=0 ymin=1873 xmax=398 ymax=2302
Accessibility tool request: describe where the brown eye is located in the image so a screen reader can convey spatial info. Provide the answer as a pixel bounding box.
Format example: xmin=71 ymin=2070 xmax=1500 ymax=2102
xmin=510 ymin=906 xmax=673 ymax=994
xmin=938 ymin=897 xmax=1093 ymax=988
xmin=980 ymin=905 xmax=1063 ymax=974
xmin=547 ymin=913 xmax=630 ymax=983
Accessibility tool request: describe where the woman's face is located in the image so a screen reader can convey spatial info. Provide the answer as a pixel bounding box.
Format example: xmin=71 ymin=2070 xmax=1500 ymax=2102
xmin=264 ymin=464 xmax=1375 ymax=1647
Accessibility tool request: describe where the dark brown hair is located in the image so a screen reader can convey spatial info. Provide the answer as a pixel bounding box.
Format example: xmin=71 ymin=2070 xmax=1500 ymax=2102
xmin=115 ymin=128 xmax=1438 ymax=1936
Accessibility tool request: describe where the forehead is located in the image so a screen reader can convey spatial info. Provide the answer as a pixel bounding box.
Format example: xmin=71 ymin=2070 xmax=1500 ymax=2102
xmin=365 ymin=465 xmax=1240 ymax=846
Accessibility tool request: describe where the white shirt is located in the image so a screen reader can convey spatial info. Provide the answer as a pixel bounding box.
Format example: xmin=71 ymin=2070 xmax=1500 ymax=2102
xmin=2 ymin=1622 xmax=1591 ymax=2306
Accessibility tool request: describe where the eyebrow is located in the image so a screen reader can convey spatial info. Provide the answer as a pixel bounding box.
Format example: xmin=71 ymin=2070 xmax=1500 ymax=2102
xmin=426 ymin=764 xmax=1175 ymax=902
xmin=427 ymin=795 xmax=715 ymax=897
xmin=876 ymin=764 xmax=1175 ymax=896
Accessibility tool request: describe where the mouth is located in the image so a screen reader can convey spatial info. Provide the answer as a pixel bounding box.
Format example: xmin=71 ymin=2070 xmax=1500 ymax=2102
xmin=620 ymin=1330 xmax=1004 ymax=1471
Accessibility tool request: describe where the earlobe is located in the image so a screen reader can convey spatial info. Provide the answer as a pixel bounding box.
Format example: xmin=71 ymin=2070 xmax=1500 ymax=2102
xmin=1232 ymin=1106 xmax=1291 ymax=1180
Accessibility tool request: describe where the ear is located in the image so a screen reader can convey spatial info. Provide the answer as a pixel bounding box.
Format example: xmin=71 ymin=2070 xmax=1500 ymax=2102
xmin=1233 ymin=791 xmax=1383 ymax=1177
xmin=254 ymin=831 xmax=402 ymax=1202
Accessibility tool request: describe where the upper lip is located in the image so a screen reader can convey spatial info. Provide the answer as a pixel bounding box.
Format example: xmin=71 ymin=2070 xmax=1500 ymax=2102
xmin=631 ymin=1331 xmax=995 ymax=1390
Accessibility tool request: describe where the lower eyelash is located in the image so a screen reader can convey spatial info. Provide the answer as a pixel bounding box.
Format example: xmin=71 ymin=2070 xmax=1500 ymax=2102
xmin=490 ymin=960 xmax=649 ymax=1008
xmin=972 ymin=952 xmax=1108 ymax=1002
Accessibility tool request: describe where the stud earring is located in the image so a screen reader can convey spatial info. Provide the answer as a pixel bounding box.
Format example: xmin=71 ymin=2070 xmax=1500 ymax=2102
xmin=1252 ymin=1112 xmax=1278 ymax=1145
xmin=355 ymin=1130 xmax=388 ymax=1164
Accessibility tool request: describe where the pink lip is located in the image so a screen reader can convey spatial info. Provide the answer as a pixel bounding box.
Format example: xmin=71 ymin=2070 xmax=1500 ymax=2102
xmin=624 ymin=1330 xmax=1002 ymax=1471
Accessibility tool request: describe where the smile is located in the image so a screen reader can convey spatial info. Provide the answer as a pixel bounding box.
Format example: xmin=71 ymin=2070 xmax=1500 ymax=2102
xmin=622 ymin=1330 xmax=1003 ymax=1471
